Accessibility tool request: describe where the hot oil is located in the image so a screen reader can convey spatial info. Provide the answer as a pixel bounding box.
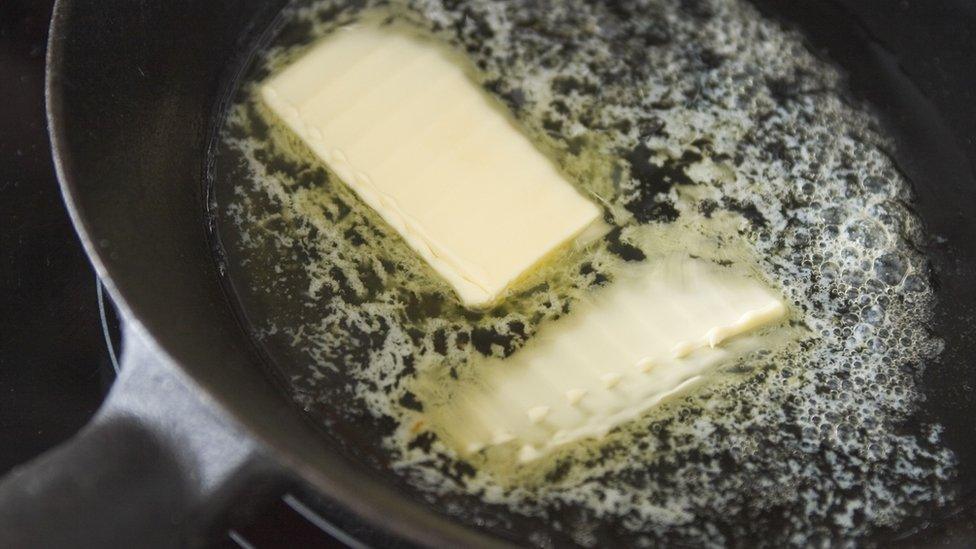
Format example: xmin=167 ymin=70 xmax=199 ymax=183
xmin=211 ymin=0 xmax=955 ymax=545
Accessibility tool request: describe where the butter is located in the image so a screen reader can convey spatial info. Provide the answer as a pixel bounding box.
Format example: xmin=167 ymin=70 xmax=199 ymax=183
xmin=261 ymin=25 xmax=603 ymax=308
xmin=422 ymin=256 xmax=789 ymax=462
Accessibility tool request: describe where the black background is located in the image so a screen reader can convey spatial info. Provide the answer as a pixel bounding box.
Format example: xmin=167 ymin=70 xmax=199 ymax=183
xmin=0 ymin=0 xmax=112 ymax=474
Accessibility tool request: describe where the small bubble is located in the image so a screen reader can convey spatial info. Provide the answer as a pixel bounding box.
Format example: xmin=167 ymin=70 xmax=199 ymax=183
xmin=846 ymin=218 xmax=886 ymax=248
xmin=853 ymin=323 xmax=873 ymax=340
xmin=874 ymin=252 xmax=908 ymax=286
xmin=862 ymin=175 xmax=888 ymax=194
xmin=820 ymin=262 xmax=839 ymax=281
xmin=902 ymin=274 xmax=927 ymax=293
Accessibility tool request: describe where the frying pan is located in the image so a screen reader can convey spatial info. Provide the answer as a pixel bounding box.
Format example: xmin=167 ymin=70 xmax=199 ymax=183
xmin=1 ymin=0 xmax=975 ymax=546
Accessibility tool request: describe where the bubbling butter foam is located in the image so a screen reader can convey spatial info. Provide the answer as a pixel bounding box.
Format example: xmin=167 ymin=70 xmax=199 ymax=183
xmin=213 ymin=0 xmax=955 ymax=545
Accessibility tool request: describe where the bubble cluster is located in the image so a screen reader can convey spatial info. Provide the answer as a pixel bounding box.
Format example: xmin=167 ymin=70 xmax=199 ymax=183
xmin=212 ymin=0 xmax=956 ymax=545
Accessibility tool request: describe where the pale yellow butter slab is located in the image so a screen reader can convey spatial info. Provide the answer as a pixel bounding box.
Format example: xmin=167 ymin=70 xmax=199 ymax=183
xmin=423 ymin=256 xmax=789 ymax=462
xmin=261 ymin=25 xmax=602 ymax=307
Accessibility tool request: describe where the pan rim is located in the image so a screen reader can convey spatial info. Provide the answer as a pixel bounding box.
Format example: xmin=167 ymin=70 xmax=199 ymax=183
xmin=42 ymin=1 xmax=509 ymax=546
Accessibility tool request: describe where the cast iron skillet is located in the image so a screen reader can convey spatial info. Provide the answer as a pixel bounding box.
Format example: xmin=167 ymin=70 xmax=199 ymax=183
xmin=0 ymin=0 xmax=974 ymax=546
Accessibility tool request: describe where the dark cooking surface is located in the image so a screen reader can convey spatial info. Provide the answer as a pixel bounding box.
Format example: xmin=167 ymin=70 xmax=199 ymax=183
xmin=10 ymin=0 xmax=976 ymax=545
xmin=0 ymin=0 xmax=113 ymax=475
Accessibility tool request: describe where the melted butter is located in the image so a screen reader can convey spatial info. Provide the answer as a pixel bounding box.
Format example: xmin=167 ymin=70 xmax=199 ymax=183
xmin=261 ymin=23 xmax=605 ymax=308
xmin=216 ymin=0 xmax=953 ymax=543
xmin=419 ymin=253 xmax=790 ymax=464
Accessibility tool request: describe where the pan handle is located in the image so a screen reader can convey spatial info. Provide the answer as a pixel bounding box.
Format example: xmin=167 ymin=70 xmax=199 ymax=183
xmin=0 ymin=324 xmax=269 ymax=547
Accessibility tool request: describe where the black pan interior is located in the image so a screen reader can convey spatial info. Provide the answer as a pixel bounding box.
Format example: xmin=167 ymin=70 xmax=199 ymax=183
xmin=48 ymin=0 xmax=976 ymax=545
